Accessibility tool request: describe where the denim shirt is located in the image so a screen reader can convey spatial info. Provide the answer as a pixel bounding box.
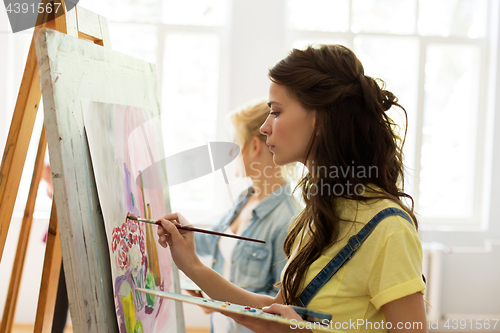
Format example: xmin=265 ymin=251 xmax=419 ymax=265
xmin=194 ymin=183 xmax=297 ymax=333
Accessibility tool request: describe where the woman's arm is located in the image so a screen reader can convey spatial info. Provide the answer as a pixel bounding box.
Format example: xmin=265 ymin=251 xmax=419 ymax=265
xmin=187 ymin=261 xmax=275 ymax=307
xmin=382 ymin=292 xmax=428 ymax=332
xmin=158 ymin=213 xmax=276 ymax=308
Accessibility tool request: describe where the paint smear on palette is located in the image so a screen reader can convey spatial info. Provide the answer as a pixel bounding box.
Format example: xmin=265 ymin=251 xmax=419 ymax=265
xmin=84 ymin=102 xmax=177 ymax=333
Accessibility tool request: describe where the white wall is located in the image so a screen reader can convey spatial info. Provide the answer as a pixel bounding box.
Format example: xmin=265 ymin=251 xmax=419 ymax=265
xmin=227 ymin=0 xmax=288 ymax=110
xmin=419 ymin=1 xmax=500 ymax=318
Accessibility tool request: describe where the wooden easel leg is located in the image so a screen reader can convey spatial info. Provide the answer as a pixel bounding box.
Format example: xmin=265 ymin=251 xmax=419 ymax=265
xmin=0 ymin=35 xmax=42 ymax=261
xmin=0 ymin=0 xmax=58 ymax=261
xmin=0 ymin=126 xmax=47 ymax=332
xmin=34 ymin=200 xmax=62 ymax=333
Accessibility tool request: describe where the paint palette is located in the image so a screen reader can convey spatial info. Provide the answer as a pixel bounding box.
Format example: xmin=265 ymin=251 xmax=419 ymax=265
xmin=135 ymin=288 xmax=343 ymax=332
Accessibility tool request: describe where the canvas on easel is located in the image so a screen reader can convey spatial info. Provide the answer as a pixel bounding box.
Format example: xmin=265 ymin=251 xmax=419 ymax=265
xmin=84 ymin=101 xmax=178 ymax=332
xmin=34 ymin=27 xmax=185 ymax=332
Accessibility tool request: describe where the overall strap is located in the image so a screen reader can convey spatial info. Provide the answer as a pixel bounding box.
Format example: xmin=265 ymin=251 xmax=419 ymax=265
xmin=296 ymin=207 xmax=413 ymax=307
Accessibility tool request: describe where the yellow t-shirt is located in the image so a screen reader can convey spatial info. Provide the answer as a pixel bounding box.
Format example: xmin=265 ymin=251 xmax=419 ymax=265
xmin=282 ymin=197 xmax=425 ymax=332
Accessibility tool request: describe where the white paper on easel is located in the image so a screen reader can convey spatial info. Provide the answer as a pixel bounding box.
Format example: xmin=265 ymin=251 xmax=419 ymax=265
xmin=84 ymin=102 xmax=178 ymax=333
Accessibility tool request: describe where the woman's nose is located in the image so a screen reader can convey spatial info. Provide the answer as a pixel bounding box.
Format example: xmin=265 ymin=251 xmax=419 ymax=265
xmin=260 ymin=116 xmax=271 ymax=135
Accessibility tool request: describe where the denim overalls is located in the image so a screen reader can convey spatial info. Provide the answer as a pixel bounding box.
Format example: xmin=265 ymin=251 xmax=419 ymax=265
xmin=297 ymin=207 xmax=413 ymax=307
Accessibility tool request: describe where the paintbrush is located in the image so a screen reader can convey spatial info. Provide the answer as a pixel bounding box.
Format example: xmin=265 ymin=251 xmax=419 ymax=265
xmin=126 ymin=213 xmax=266 ymax=244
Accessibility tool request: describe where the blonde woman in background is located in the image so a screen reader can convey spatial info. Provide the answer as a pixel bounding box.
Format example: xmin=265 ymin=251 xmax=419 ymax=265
xmin=190 ymin=100 xmax=297 ymax=333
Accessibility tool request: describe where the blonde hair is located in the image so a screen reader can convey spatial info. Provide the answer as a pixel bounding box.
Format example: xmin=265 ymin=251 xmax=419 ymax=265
xmin=229 ymin=99 xmax=299 ymax=183
xmin=229 ymin=99 xmax=269 ymax=151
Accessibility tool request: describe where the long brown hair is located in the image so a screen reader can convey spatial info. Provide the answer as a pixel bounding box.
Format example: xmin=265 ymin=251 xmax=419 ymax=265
xmin=269 ymin=45 xmax=417 ymax=305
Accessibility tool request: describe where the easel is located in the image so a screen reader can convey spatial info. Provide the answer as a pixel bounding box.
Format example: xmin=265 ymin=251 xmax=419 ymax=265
xmin=0 ymin=1 xmax=111 ymax=331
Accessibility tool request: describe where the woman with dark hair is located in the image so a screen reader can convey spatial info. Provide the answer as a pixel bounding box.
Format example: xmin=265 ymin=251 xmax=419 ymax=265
xmin=157 ymin=45 xmax=427 ymax=332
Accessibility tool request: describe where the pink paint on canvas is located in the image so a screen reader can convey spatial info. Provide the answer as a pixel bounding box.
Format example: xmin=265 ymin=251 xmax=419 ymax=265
xmin=84 ymin=102 xmax=178 ymax=333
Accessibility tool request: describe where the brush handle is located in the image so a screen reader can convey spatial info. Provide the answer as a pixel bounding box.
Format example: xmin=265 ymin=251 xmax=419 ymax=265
xmin=176 ymin=225 xmax=266 ymax=244
xmin=130 ymin=216 xmax=265 ymax=244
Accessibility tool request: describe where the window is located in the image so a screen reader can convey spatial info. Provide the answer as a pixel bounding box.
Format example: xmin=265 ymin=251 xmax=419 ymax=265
xmin=1 ymin=0 xmax=234 ymax=223
xmin=286 ymin=0 xmax=495 ymax=230
xmin=66 ymin=0 xmax=234 ymax=224
xmin=3 ymin=0 xmax=496 ymax=230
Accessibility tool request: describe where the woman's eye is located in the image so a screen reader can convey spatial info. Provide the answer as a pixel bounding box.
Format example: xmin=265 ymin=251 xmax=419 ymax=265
xmin=269 ymin=111 xmax=279 ymax=117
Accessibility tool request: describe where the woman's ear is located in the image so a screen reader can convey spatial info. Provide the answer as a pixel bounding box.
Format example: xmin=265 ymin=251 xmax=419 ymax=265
xmin=252 ymin=136 xmax=262 ymax=157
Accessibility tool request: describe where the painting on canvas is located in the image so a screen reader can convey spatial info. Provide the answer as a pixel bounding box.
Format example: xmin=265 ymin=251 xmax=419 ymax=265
xmin=84 ymin=101 xmax=177 ymax=333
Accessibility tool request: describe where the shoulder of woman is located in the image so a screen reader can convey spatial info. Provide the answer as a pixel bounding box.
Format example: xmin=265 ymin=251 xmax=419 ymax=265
xmin=374 ymin=213 xmax=416 ymax=236
xmin=361 ymin=199 xmax=417 ymax=234
xmin=362 ymin=214 xmax=419 ymax=254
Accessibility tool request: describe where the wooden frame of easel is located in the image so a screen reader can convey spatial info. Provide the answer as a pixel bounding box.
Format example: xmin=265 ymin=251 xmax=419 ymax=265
xmin=0 ymin=1 xmax=112 ymax=332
